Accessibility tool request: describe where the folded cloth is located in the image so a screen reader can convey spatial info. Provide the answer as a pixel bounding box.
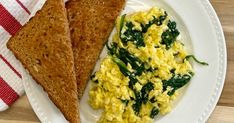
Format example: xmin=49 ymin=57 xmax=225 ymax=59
xmin=0 ymin=0 xmax=47 ymax=111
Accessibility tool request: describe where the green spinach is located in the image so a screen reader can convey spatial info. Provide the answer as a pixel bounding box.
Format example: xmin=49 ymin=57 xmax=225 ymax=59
xmin=163 ymin=73 xmax=193 ymax=96
xmin=132 ymin=90 xmax=142 ymax=115
xmin=150 ymin=107 xmax=159 ymax=119
xmin=107 ymin=43 xmax=146 ymax=77
xmin=132 ymin=82 xmax=154 ymax=115
xmin=149 ymin=97 xmax=156 ymax=103
xmin=185 ymin=55 xmax=208 ymax=65
xmin=161 ymin=20 xmax=180 ymax=49
xmin=112 ymin=56 xmax=138 ymax=89
xmin=141 ymin=82 xmax=154 ymax=104
xmin=106 ymin=42 xmax=118 ymax=55
xmin=121 ymin=22 xmax=145 ymax=47
xmin=119 ymin=14 xmax=126 ymax=38
xmin=112 ymin=56 xmax=132 ymax=77
xmin=141 ymin=12 xmax=168 ymax=33
xmin=118 ymin=48 xmax=145 ymax=76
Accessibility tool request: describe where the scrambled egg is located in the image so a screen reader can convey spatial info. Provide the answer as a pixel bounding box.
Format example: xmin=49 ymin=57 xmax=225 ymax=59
xmin=89 ymin=7 xmax=194 ymax=123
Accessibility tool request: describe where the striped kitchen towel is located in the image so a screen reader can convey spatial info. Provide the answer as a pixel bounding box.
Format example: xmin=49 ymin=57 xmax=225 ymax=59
xmin=0 ymin=0 xmax=47 ymax=111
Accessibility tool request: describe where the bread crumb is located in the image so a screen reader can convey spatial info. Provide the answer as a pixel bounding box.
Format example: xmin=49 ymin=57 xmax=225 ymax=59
xmin=33 ymin=65 xmax=39 ymax=72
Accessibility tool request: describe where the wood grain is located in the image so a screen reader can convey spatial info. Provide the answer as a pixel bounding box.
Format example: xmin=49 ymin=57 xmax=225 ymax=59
xmin=0 ymin=96 xmax=39 ymax=122
xmin=0 ymin=0 xmax=233 ymax=122
xmin=207 ymin=106 xmax=234 ymax=123
xmin=210 ymin=0 xmax=234 ymax=107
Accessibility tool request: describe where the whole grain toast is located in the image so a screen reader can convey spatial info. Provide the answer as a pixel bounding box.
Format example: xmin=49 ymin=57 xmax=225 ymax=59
xmin=66 ymin=0 xmax=126 ymax=99
xmin=7 ymin=0 xmax=80 ymax=122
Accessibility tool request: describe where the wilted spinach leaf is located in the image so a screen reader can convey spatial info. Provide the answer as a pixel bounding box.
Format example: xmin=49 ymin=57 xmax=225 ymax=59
xmin=106 ymin=42 xmax=118 ymax=55
xmin=150 ymin=107 xmax=159 ymax=119
xmin=163 ymin=73 xmax=193 ymax=96
xmin=121 ymin=22 xmax=145 ymax=47
xmin=149 ymin=97 xmax=156 ymax=103
xmin=161 ymin=20 xmax=180 ymax=49
xmin=112 ymin=56 xmax=138 ymax=89
xmin=185 ymin=55 xmax=208 ymax=65
xmin=141 ymin=12 xmax=168 ymax=33
xmin=132 ymin=90 xmax=142 ymax=115
xmin=112 ymin=56 xmax=131 ymax=77
xmin=141 ymin=82 xmax=154 ymax=104
xmin=118 ymin=48 xmax=145 ymax=76
xmin=119 ymin=14 xmax=126 ymax=37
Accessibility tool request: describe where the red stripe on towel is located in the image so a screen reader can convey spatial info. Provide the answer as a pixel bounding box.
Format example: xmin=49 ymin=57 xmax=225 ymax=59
xmin=0 ymin=4 xmax=22 ymax=36
xmin=15 ymin=0 xmax=31 ymax=15
xmin=0 ymin=54 xmax=22 ymax=79
xmin=0 ymin=77 xmax=19 ymax=105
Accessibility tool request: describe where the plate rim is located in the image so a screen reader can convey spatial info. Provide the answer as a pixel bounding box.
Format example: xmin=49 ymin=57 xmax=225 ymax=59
xmin=196 ymin=0 xmax=227 ymax=122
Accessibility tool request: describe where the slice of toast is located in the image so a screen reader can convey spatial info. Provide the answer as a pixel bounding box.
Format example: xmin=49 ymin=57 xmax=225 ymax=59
xmin=7 ymin=0 xmax=80 ymax=122
xmin=66 ymin=0 xmax=126 ymax=99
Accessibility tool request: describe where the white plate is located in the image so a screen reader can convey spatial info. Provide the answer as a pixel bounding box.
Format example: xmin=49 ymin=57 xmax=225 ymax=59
xmin=23 ymin=0 xmax=227 ymax=123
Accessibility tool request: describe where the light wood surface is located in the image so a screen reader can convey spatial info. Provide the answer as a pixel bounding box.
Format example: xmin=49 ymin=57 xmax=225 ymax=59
xmin=0 ymin=0 xmax=233 ymax=122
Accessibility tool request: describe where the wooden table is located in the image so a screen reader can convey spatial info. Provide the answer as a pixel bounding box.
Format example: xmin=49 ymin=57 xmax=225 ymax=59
xmin=0 ymin=0 xmax=233 ymax=122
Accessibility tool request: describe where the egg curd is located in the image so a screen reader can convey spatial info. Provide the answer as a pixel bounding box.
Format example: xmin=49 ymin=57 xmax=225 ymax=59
xmin=88 ymin=7 xmax=196 ymax=123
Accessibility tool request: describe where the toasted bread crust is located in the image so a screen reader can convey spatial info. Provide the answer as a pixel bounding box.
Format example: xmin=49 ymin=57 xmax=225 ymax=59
xmin=7 ymin=0 xmax=80 ymax=122
xmin=66 ymin=0 xmax=126 ymax=99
